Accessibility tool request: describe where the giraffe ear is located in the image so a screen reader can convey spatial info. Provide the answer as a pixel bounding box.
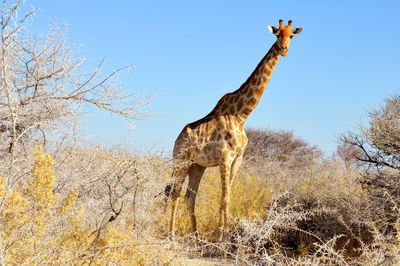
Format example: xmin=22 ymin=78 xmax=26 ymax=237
xmin=292 ymin=27 xmax=303 ymax=35
xmin=267 ymin=25 xmax=279 ymax=35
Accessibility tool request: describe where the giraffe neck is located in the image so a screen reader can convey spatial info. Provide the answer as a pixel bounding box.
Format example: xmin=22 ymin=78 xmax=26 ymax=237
xmin=214 ymin=42 xmax=281 ymax=124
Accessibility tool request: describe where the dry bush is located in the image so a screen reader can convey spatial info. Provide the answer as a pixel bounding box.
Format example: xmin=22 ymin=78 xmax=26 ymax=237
xmin=230 ymin=193 xmax=373 ymax=264
xmin=51 ymin=145 xmax=179 ymax=264
xmin=341 ymin=95 xmax=400 ymax=236
xmin=0 ymin=147 xmax=148 ymax=265
xmin=223 ymin=160 xmax=399 ymax=265
xmin=0 ymin=144 xmax=190 ymax=265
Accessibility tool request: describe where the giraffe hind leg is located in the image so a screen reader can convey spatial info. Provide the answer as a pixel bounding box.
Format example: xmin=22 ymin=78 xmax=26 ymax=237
xmin=185 ymin=164 xmax=206 ymax=236
xmin=169 ymin=167 xmax=189 ymax=239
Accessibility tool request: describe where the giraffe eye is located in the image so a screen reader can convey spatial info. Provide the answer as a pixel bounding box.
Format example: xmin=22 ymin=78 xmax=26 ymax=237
xmin=290 ymin=36 xmax=293 ymax=39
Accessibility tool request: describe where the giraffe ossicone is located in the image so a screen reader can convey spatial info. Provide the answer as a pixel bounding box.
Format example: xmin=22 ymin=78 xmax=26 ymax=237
xmin=167 ymin=20 xmax=303 ymax=241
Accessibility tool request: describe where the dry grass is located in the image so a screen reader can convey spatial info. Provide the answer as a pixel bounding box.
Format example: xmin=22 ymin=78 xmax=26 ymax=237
xmin=1 ymin=129 xmax=400 ymax=266
xmin=1 ymin=142 xmax=400 ymax=265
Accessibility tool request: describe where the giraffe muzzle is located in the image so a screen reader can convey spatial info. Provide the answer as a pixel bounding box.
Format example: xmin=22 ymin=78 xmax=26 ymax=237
xmin=279 ymin=46 xmax=289 ymax=56
xmin=279 ymin=45 xmax=288 ymax=51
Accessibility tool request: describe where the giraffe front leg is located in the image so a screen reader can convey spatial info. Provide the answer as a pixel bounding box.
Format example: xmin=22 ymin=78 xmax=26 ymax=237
xmin=229 ymin=153 xmax=243 ymax=186
xmin=218 ymin=160 xmax=232 ymax=241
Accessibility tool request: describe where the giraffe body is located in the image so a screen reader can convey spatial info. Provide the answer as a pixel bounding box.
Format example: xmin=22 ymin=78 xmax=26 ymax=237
xmin=168 ymin=20 xmax=302 ymax=240
xmin=174 ymin=116 xmax=247 ymax=168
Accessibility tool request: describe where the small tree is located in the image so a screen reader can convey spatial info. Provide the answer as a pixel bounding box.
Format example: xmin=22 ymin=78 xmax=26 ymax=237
xmin=244 ymin=128 xmax=322 ymax=170
xmin=0 ymin=1 xmax=145 ymax=163
xmin=244 ymin=128 xmax=321 ymax=168
xmin=0 ymin=0 xmax=148 ymax=191
xmin=242 ymin=128 xmax=322 ymax=193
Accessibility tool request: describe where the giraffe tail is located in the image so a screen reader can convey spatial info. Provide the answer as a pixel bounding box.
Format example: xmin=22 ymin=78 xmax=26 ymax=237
xmin=161 ymin=182 xmax=172 ymax=212
xmin=164 ymin=183 xmax=172 ymax=198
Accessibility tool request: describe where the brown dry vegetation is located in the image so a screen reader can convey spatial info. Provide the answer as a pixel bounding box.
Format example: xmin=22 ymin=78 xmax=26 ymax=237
xmin=0 ymin=1 xmax=400 ymax=265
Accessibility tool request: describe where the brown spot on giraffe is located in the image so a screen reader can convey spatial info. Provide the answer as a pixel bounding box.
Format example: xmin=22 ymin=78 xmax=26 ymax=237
xmin=229 ymin=137 xmax=238 ymax=148
xmin=237 ymin=98 xmax=244 ymax=111
xmin=246 ymin=88 xmax=254 ymax=98
xmin=255 ymin=89 xmax=264 ymax=99
xmin=220 ymin=102 xmax=228 ymax=111
xmin=248 ymin=97 xmax=258 ymax=107
xmin=243 ymin=107 xmax=252 ymax=116
xmin=168 ymin=20 xmax=303 ymax=241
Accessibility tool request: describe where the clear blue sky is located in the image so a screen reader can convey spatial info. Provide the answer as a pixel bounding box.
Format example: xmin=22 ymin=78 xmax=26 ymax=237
xmin=28 ymin=1 xmax=400 ymax=155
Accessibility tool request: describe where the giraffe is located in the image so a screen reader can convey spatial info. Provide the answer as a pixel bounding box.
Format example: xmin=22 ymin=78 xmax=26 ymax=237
xmin=167 ymin=20 xmax=302 ymax=240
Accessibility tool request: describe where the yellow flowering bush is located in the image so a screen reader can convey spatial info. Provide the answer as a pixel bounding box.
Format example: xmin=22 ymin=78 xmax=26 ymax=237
xmin=0 ymin=147 xmax=147 ymax=265
xmin=0 ymin=176 xmax=6 ymax=197
xmin=27 ymin=147 xmax=57 ymax=209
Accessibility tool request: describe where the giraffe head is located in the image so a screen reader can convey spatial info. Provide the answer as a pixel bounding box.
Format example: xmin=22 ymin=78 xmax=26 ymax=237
xmin=268 ymin=20 xmax=302 ymax=56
